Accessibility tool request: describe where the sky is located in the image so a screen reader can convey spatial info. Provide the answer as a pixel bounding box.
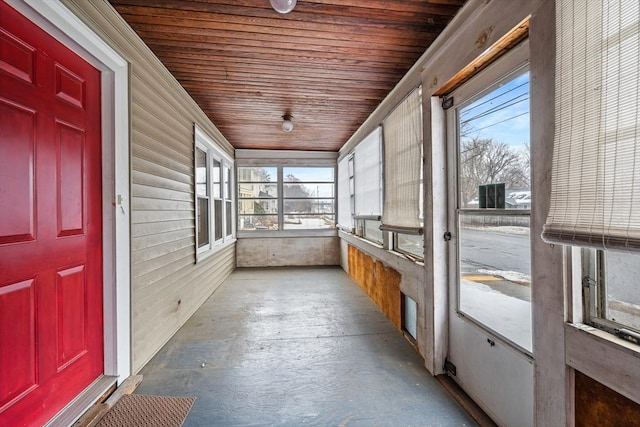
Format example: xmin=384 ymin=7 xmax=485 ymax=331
xmin=458 ymin=70 xmax=530 ymax=151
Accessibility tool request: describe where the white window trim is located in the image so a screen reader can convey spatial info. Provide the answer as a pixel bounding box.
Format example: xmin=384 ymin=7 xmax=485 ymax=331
xmin=194 ymin=125 xmax=235 ymax=261
xmin=224 ymin=164 xmax=235 ymax=239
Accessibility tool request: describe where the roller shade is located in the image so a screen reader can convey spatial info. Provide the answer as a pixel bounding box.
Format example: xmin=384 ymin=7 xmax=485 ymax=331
xmin=381 ymin=88 xmax=423 ymax=231
xmin=543 ymin=0 xmax=640 ymax=251
xmin=354 ymin=127 xmax=382 ymax=217
xmin=337 ymin=155 xmax=353 ymax=231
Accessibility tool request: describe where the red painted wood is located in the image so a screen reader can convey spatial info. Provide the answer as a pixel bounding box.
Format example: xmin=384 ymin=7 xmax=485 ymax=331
xmin=0 ymin=99 xmax=36 ymax=244
xmin=0 ymin=2 xmax=104 ymax=426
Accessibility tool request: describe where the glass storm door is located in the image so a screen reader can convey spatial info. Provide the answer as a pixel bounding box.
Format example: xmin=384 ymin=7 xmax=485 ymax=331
xmin=446 ymin=40 xmax=534 ymax=427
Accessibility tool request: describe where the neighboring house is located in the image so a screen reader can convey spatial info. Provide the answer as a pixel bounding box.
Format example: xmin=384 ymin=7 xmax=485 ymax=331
xmin=506 ymin=190 xmax=531 ymax=209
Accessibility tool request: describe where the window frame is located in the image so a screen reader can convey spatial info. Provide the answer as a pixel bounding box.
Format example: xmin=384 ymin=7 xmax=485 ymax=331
xmin=194 ymin=125 xmax=235 ymax=261
xmin=582 ymin=249 xmax=640 ymax=344
xmin=282 ymin=166 xmax=336 ymax=230
xmin=224 ymin=165 xmax=234 ymax=238
xmin=237 ymin=165 xmax=279 ymax=231
xmin=393 ymin=232 xmax=424 ymax=259
xmin=195 ymin=145 xmax=210 ymax=252
xmin=236 ymin=159 xmax=337 ymax=238
xmin=446 ymin=42 xmax=533 ymax=353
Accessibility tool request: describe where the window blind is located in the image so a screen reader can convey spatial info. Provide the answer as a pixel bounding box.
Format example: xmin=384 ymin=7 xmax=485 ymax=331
xmin=543 ymin=0 xmax=640 ymax=251
xmin=381 ymin=88 xmax=423 ymax=231
xmin=354 ymin=127 xmax=382 ymax=217
xmin=337 ymin=155 xmax=353 ymax=231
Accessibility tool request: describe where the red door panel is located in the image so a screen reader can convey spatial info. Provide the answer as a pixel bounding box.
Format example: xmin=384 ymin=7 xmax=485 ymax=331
xmin=57 ymin=265 xmax=88 ymax=369
xmin=56 ymin=121 xmax=86 ymax=237
xmin=0 ymin=279 xmax=37 ymax=410
xmin=0 ymin=2 xmax=103 ymax=426
xmin=0 ymin=99 xmax=36 ymax=244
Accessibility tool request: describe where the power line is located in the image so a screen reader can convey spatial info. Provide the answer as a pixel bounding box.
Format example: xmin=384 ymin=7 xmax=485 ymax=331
xmin=463 ymin=111 xmax=530 ymax=135
xmin=461 ymin=95 xmax=529 ymax=125
xmin=459 ymin=80 xmax=529 ymax=116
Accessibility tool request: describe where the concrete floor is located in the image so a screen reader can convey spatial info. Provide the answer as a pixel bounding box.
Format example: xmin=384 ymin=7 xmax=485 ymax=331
xmin=135 ymin=267 xmax=476 ymax=426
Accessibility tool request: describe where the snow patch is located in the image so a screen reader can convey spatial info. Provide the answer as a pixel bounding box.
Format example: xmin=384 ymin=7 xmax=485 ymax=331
xmin=478 ymin=269 xmax=531 ymax=284
xmin=463 ymin=226 xmax=530 ymax=236
xmin=460 ymin=279 xmax=532 ymax=351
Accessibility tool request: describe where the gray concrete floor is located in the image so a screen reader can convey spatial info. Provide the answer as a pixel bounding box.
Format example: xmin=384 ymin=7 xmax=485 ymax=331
xmin=135 ymin=267 xmax=476 ymax=426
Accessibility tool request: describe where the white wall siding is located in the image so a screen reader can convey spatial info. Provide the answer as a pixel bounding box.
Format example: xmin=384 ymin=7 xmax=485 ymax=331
xmin=63 ymin=0 xmax=236 ymax=373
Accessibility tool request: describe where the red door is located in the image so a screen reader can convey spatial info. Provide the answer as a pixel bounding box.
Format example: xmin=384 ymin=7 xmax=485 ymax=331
xmin=0 ymin=2 xmax=104 ymax=425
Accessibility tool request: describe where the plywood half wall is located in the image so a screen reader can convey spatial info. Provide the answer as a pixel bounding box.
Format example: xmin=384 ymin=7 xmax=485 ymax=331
xmin=347 ymin=245 xmax=401 ymax=331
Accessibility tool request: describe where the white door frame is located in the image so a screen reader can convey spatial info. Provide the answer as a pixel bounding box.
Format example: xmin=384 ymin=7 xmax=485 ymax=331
xmin=6 ymin=0 xmax=131 ymax=385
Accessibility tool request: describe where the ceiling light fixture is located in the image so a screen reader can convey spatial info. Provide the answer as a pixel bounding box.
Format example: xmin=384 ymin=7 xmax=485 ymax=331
xmin=270 ymin=0 xmax=296 ymax=14
xmin=281 ymin=114 xmax=294 ymax=132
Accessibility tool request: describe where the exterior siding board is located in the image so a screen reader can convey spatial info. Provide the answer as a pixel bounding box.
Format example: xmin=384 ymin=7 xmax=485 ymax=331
xmin=131 ymin=143 xmax=192 ymax=177
xmin=131 ymin=209 xmax=194 ymax=224
xmin=131 ymin=157 xmax=191 ymax=186
xmin=131 ymin=170 xmax=192 ymax=194
xmin=131 ymin=245 xmax=235 ymax=371
xmin=62 ymin=0 xmax=236 ymax=373
xmin=130 ymin=218 xmax=194 ymax=238
xmin=130 ymin=184 xmax=193 ymax=203
xmin=133 ymin=247 xmax=194 ymax=277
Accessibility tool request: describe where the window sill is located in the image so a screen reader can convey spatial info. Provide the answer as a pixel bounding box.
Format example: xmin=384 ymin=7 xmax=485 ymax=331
xmin=338 ymin=230 xmax=425 ymax=271
xmin=196 ymin=238 xmax=236 ymax=263
xmin=565 ymin=322 xmax=640 ymax=404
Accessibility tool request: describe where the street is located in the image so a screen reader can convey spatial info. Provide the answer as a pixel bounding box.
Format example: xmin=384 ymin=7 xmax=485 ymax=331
xmin=459 ymin=227 xmax=530 ymax=277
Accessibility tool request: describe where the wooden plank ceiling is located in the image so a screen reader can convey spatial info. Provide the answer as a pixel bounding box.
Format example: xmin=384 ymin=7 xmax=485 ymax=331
xmin=109 ymin=0 xmax=466 ymax=151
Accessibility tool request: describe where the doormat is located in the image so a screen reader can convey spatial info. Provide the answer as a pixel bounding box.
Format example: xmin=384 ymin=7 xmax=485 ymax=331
xmin=96 ymin=394 xmax=196 ymax=427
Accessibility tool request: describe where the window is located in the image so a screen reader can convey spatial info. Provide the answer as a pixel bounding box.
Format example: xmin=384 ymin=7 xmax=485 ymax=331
xmin=194 ymin=125 xmax=234 ymax=259
xmin=361 ymin=219 xmax=383 ymax=245
xmin=349 ymin=156 xmax=355 ymax=227
xmin=337 ymin=155 xmax=353 ymax=232
xmin=283 ymin=167 xmax=335 ymax=229
xmin=195 ymin=147 xmax=209 ymax=249
xmin=550 ymin=1 xmax=640 ymax=339
xmin=450 ymin=52 xmax=532 ymax=351
xmin=224 ymin=166 xmax=233 ymax=237
xmin=212 ymin=159 xmax=222 ymax=242
xmin=583 ymin=250 xmax=640 ymax=340
xmin=238 ymin=165 xmax=336 ymax=232
xmin=395 ymin=234 xmax=423 ymax=258
xmin=237 ymin=166 xmax=278 ymax=230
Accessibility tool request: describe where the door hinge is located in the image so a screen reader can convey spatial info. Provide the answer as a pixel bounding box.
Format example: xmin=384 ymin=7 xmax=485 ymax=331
xmin=445 ymin=359 xmax=457 ymax=377
xmin=442 ymin=96 xmax=454 ymax=110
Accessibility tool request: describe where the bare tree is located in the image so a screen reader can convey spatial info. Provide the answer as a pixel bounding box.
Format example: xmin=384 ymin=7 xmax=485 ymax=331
xmin=284 ymin=173 xmax=314 ymax=213
xmin=459 ymin=137 xmax=530 ymax=205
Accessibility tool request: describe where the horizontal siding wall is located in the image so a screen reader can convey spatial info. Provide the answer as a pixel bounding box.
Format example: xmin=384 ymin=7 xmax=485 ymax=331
xmin=63 ymin=0 xmax=236 ymax=372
